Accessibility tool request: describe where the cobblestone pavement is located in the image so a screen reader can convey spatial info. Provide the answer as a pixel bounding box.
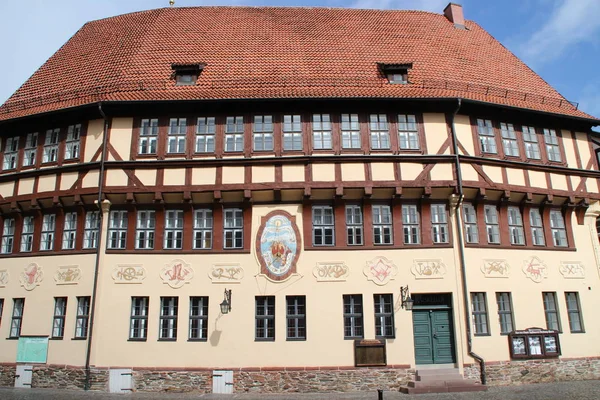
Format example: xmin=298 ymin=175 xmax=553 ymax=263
xmin=0 ymin=380 xmax=599 ymax=400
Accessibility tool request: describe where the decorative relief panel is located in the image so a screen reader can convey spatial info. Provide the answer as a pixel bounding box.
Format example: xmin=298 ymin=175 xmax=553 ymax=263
xmin=559 ymin=262 xmax=585 ymax=279
xmin=0 ymin=269 xmax=8 ymax=287
xmin=112 ymin=265 xmax=146 ymax=284
xmin=160 ymin=259 xmax=193 ymax=289
xmin=364 ymin=257 xmax=398 ymax=285
xmin=256 ymin=210 xmax=301 ymax=282
xmin=54 ymin=266 xmax=81 ymax=285
xmin=209 ymin=264 xmax=244 ymax=283
xmin=522 ymin=256 xmax=548 ymax=283
xmin=411 ymin=259 xmax=447 ymax=279
xmin=481 ymin=259 xmax=510 ymax=278
xmin=313 ymin=262 xmax=349 ymax=282
xmin=20 ymin=263 xmax=43 ymax=291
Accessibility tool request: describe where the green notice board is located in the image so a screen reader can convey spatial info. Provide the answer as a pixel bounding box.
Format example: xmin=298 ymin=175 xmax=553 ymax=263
xmin=16 ymin=336 xmax=49 ymax=363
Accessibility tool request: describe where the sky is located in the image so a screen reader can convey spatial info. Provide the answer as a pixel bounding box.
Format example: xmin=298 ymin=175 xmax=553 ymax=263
xmin=0 ymin=0 xmax=599 ymax=125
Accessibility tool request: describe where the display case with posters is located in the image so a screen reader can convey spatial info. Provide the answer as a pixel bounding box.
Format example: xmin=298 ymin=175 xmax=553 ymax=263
xmin=508 ymin=328 xmax=560 ymax=359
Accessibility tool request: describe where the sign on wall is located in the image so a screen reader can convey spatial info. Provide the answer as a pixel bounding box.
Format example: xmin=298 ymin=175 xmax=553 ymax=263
xmin=16 ymin=336 xmax=49 ymax=364
xmin=256 ymin=210 xmax=301 ymax=282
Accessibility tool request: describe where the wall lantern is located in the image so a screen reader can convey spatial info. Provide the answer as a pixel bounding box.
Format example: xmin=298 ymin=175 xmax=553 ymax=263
xmin=400 ymin=285 xmax=414 ymax=310
xmin=220 ymin=289 xmax=232 ymax=314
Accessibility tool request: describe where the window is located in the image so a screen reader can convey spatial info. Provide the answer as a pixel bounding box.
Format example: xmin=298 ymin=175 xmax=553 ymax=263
xmin=543 ymin=292 xmax=561 ymax=331
xmin=496 ymin=292 xmax=514 ymax=335
xmin=196 ymin=117 xmax=215 ymax=153
xmin=369 ymin=114 xmax=390 ymax=149
xmin=565 ymin=292 xmax=584 ymax=333
xmin=549 ymin=210 xmax=567 ymax=247
xmin=130 ymin=297 xmax=149 ymax=340
xmin=10 ymin=298 xmax=24 ymax=338
xmin=253 ymin=115 xmax=273 ymax=151
xmin=543 ymin=128 xmax=561 ymax=162
xmin=402 ymin=204 xmax=420 ymax=244
xmin=345 ymin=205 xmax=363 ymax=245
xmin=164 ymin=210 xmax=183 ymax=250
xmin=225 ymin=116 xmax=244 ymax=152
xmin=387 ymin=72 xmax=408 ymax=84
xmin=343 ymin=294 xmax=363 ymax=339
xmin=484 ymin=205 xmax=500 ymax=244
xmin=20 ymin=216 xmax=34 ymax=252
xmin=283 ymin=115 xmax=302 ymax=151
xmin=3 ymin=136 xmax=19 ymax=170
xmin=167 ymin=118 xmax=187 ymax=154
xmin=530 ymin=209 xmax=545 ymax=246
xmin=341 ymin=114 xmax=361 ymax=149
xmin=507 ymin=206 xmax=525 ymax=245
xmin=476 ymin=119 xmax=496 ymax=154
xmin=431 ymin=204 xmax=448 ymax=243
xmin=500 ymin=123 xmax=519 ymax=157
xmin=312 ymin=114 xmax=332 ymax=150
xmin=398 ymin=114 xmax=419 ymax=150
xmin=83 ymin=211 xmax=100 ymax=249
xmin=108 ymin=210 xmax=128 ymax=249
xmin=463 ymin=203 xmax=479 ymax=243
xmin=286 ymin=296 xmax=306 ymax=341
xmin=224 ymin=208 xmax=243 ymax=249
xmin=471 ymin=292 xmax=489 ymax=335
xmin=374 ymin=294 xmax=394 ymax=338
xmin=75 ymin=297 xmax=91 ymax=338
xmin=255 ymin=296 xmax=275 ymax=341
xmin=312 ymin=206 xmax=334 ymax=246
xmin=40 ymin=214 xmax=56 ymax=251
xmin=193 ymin=209 xmax=212 ymax=249
xmin=189 ymin=297 xmax=208 ymax=340
xmin=172 ymin=64 xmax=202 ymax=85
xmin=372 ymin=205 xmax=392 ymax=245
xmin=23 ymin=133 xmax=38 ymax=167
xmin=159 ymin=297 xmax=178 ymax=340
xmin=522 ymin=126 xmax=541 ymax=159
xmin=1 ymin=218 xmax=15 ymax=254
xmin=138 ymin=119 xmax=158 ymax=155
xmin=135 ymin=210 xmax=155 ymax=250
xmin=43 ymin=129 xmax=60 ymax=163
xmin=62 ymin=211 xmax=77 ymax=250
xmin=52 ymin=297 xmax=67 ymax=338
xmin=65 ymin=124 xmax=81 ymax=159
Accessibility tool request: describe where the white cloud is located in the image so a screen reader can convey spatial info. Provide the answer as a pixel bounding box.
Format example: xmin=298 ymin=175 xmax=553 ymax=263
xmin=518 ymin=0 xmax=600 ymax=67
xmin=349 ymin=0 xmax=449 ymax=12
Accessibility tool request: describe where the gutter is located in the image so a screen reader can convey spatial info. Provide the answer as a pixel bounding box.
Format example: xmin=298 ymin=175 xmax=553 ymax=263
xmin=449 ymin=98 xmax=486 ymax=385
xmin=84 ymin=102 xmax=110 ymax=390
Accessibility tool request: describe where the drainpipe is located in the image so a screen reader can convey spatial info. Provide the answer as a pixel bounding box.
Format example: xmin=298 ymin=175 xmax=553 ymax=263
xmin=84 ymin=102 xmax=110 ymax=390
xmin=449 ymin=98 xmax=486 ymax=385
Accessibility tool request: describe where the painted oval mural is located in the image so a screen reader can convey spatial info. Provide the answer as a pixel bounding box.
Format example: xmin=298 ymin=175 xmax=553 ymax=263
xmin=257 ymin=210 xmax=301 ymax=281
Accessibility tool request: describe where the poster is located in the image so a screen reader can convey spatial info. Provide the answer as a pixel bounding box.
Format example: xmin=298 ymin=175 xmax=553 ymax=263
xmin=16 ymin=336 xmax=49 ymax=363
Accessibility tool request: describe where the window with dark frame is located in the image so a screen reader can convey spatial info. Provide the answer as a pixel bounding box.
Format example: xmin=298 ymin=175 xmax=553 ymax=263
xmin=167 ymin=118 xmax=187 ymax=154
xmin=522 ymin=126 xmax=541 ymax=159
xmin=379 ymin=63 xmax=411 ymax=84
xmin=129 ymin=296 xmax=149 ymax=340
xmin=496 ymin=292 xmax=514 ymax=335
xmin=369 ymin=114 xmax=390 ymax=150
xmin=20 ymin=216 xmax=34 ymax=253
xmin=1 ymin=218 xmax=14 ymax=254
xmin=40 ymin=214 xmax=56 ymax=251
xmin=136 ymin=210 xmax=155 ymax=250
xmin=484 ymin=205 xmax=500 ymax=244
xmin=83 ymin=211 xmax=100 ymax=249
xmin=402 ymin=204 xmax=420 ymax=244
xmin=65 ymin=124 xmax=81 ymax=160
xmin=3 ymin=136 xmax=19 ymax=170
xmin=507 ymin=206 xmax=525 ymax=245
xmin=0 ymin=299 xmax=3 ymax=328
xmin=255 ymin=296 xmax=275 ymax=341
xmin=471 ymin=292 xmax=489 ymax=335
xmin=286 ymin=296 xmax=306 ymax=341
xmin=398 ymin=114 xmax=419 ymax=150
xmin=223 ymin=208 xmax=243 ymax=249
xmin=52 ymin=297 xmax=67 ymax=338
xmin=172 ymin=64 xmax=203 ymax=86
xmin=341 ymin=114 xmax=361 ymax=149
xmin=476 ymin=119 xmax=496 ymax=154
xmin=283 ymin=114 xmax=303 ymax=151
xmin=253 ymin=115 xmax=274 ymax=151
xmin=542 ymin=292 xmax=561 ymax=332
xmin=549 ymin=210 xmax=567 ymax=247
xmin=108 ymin=210 xmax=128 ymax=249
xmin=345 ymin=205 xmax=363 ymax=246
xmin=193 ymin=209 xmax=213 ymax=249
xmin=312 ymin=114 xmax=332 ymax=150
xmin=431 ymin=204 xmax=448 ymax=244
xmin=23 ymin=132 xmax=38 ymax=167
xmin=343 ymin=294 xmax=364 ymax=339
xmin=159 ymin=296 xmax=178 ymax=340
xmin=189 ymin=296 xmax=209 ymax=341
xmin=196 ymin=117 xmax=216 ymax=153
xmin=530 ymin=209 xmax=545 ymax=246
xmin=372 ymin=205 xmax=393 ymax=245
xmin=463 ymin=203 xmax=479 ymax=243
xmin=565 ymin=292 xmax=584 ymax=333
xmin=164 ymin=210 xmax=184 ymax=250
xmin=225 ymin=116 xmax=244 ymax=152
xmin=500 ymin=123 xmax=519 ymax=157
xmin=543 ymin=128 xmax=562 ymax=162
xmin=374 ymin=294 xmax=394 ymax=338
xmin=138 ymin=119 xmax=159 ymax=155
xmin=74 ymin=296 xmax=90 ymax=339
xmin=10 ymin=298 xmax=24 ymax=338
xmin=312 ymin=205 xmax=335 ymax=246
xmin=62 ymin=212 xmax=77 ymax=250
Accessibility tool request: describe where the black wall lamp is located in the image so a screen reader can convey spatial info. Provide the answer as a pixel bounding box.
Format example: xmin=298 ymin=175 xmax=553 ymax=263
xmin=220 ymin=289 xmax=232 ymax=314
xmin=401 ymin=285 xmax=414 ymax=310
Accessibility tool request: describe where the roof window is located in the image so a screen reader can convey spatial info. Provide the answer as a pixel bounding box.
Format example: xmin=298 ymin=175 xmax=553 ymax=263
xmin=171 ymin=63 xmax=205 ymax=86
xmin=379 ymin=63 xmax=412 ymax=84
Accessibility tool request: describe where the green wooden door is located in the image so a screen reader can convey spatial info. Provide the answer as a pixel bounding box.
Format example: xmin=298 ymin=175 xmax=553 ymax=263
xmin=413 ymin=309 xmax=456 ymax=364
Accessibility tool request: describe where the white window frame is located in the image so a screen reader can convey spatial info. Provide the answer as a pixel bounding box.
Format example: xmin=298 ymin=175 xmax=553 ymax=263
xmin=20 ymin=216 xmax=34 ymax=252
xmin=225 ymin=116 xmax=244 ymax=152
xmin=530 ymin=208 xmax=545 ymax=246
xmin=398 ymin=114 xmax=419 ymax=150
xmin=3 ymin=136 xmax=19 ymax=170
xmin=500 ymin=123 xmax=519 ymax=157
xmin=108 ymin=210 xmax=128 ymax=249
xmin=477 ymin=119 xmax=496 ymax=154
xmin=522 ymin=126 xmax=541 ymax=159
xmin=283 ymin=114 xmax=302 ymax=151
xmin=159 ymin=296 xmax=178 ymax=340
xmin=224 ymin=208 xmax=243 ymax=249
xmin=374 ymin=294 xmax=394 ymax=338
xmin=253 ymin=115 xmax=273 ymax=152
xmin=565 ymin=292 xmax=584 ymax=333
xmin=193 ymin=209 xmax=213 ymax=250
xmin=543 ymin=128 xmax=562 ymax=162
xmin=10 ymin=298 xmax=24 ymax=338
xmin=471 ymin=292 xmax=489 ymax=336
xmin=83 ymin=211 xmax=100 ymax=249
xmin=341 ymin=114 xmax=361 ymax=149
xmin=62 ymin=212 xmax=77 ymax=250
xmin=255 ymin=296 xmax=275 ymax=341
xmin=463 ymin=203 xmax=479 ymax=243
xmin=195 ymin=117 xmax=216 ymax=153
xmin=345 ymin=205 xmax=363 ymax=246
xmin=372 ymin=205 xmax=392 ymax=245
xmin=164 ymin=210 xmax=184 ymax=250
xmin=286 ymin=295 xmax=306 ymax=341
xmin=135 ymin=210 xmax=155 ymax=250
xmin=312 ymin=205 xmax=334 ymax=246
xmin=312 ymin=114 xmax=332 ymax=150
xmin=343 ymin=294 xmax=364 ymax=339
xmin=189 ymin=296 xmax=209 ymax=341
xmin=1 ymin=218 xmax=15 ymax=254
xmin=43 ymin=129 xmax=60 ymax=163
xmin=549 ymin=210 xmax=567 ymax=247
xmin=369 ymin=114 xmax=390 ymax=150
xmin=496 ymin=292 xmax=514 ymax=335
xmin=402 ymin=204 xmax=420 ymax=244
xmin=23 ymin=132 xmax=38 ymax=167
xmin=484 ymin=205 xmax=500 ymax=244
xmin=130 ymin=297 xmax=149 ymax=340
xmin=40 ymin=214 xmax=56 ymax=251
xmin=52 ymin=297 xmax=67 ymax=338
xmin=65 ymin=124 xmax=81 ymax=160
xmin=74 ymin=296 xmax=90 ymax=339
xmin=431 ymin=204 xmax=449 ymax=243
xmin=507 ymin=206 xmax=525 ymax=245
xmin=167 ymin=118 xmax=186 ymax=154
xmin=138 ymin=119 xmax=158 ymax=155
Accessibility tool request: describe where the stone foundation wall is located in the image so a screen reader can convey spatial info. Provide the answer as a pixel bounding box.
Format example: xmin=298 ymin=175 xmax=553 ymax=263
xmin=32 ymin=365 xmax=108 ymax=391
xmin=132 ymin=369 xmax=212 ymax=393
xmin=0 ymin=364 xmax=16 ymax=387
xmin=464 ymin=357 xmax=600 ymax=386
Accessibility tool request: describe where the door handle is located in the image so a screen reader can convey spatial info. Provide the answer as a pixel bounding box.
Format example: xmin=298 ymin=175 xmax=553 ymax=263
xmin=433 ymin=333 xmax=438 ymax=339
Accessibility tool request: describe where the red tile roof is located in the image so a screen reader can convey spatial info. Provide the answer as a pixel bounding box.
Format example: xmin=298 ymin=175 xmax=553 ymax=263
xmin=0 ymin=6 xmax=595 ymax=122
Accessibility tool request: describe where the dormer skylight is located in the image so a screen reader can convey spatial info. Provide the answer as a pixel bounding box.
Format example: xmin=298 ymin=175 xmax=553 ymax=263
xmin=171 ymin=63 xmax=205 ymax=86
xmin=379 ymin=63 xmax=413 ymax=84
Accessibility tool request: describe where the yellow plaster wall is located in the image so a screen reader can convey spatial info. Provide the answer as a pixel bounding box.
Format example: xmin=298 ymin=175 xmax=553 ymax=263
xmin=400 ymin=163 xmax=423 ymax=181
xmin=312 ymin=164 xmax=335 ymax=182
xmin=282 ymin=165 xmax=305 ymax=182
xmin=82 ymin=171 xmax=100 ymax=189
xmin=60 ymin=172 xmax=79 ymax=191
xmin=135 ymin=170 xmax=157 ymax=187
xmin=454 ymin=115 xmax=474 ymax=156
xmin=528 ymin=171 xmax=547 ymax=189
xmin=506 ymin=168 xmax=525 ymax=187
xmin=37 ymin=176 xmax=56 ymax=193
xmin=575 ymin=132 xmax=593 ymax=169
xmin=481 ymin=166 xmax=502 ymax=185
xmin=422 ymin=113 xmax=448 ymax=155
xmin=371 ymin=163 xmax=395 ymax=181
xmin=252 ymin=166 xmax=275 ymax=183
xmin=561 ymin=129 xmax=578 ymax=169
xmin=341 ymin=163 xmax=365 ymax=181
xmin=109 ymin=118 xmax=134 ymax=161
xmin=222 ymin=167 xmax=245 ymax=184
xmin=429 ymin=163 xmax=453 ymax=181
xmin=460 ymin=164 xmax=479 ymax=182
xmin=163 ymin=169 xmax=186 ymax=186
xmin=84 ymin=119 xmax=104 ymax=163
xmin=106 ymin=170 xmax=129 ymax=187
xmin=192 ymin=168 xmax=217 ymax=185
xmin=18 ymin=178 xmax=35 ymax=196
xmin=550 ymin=173 xmax=568 ymax=191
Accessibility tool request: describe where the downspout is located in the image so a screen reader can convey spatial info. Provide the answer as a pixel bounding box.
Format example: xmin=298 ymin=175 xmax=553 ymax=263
xmin=449 ymin=98 xmax=486 ymax=384
xmin=84 ymin=102 xmax=110 ymax=390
